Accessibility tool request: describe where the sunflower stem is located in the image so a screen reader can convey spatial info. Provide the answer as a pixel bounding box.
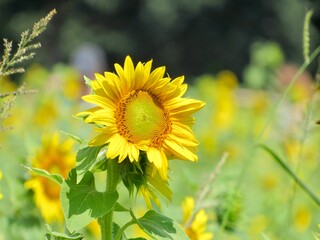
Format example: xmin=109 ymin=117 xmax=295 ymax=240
xmin=99 ymin=159 xmax=120 ymax=240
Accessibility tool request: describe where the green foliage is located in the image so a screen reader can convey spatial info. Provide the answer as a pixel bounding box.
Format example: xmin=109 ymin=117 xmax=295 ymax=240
xmin=258 ymin=144 xmax=320 ymax=207
xmin=76 ymin=145 xmax=104 ymax=179
xmin=261 ymin=233 xmax=272 ymax=240
xmin=60 ymin=130 xmax=84 ymax=144
xmin=24 ymin=166 xmax=63 ymax=185
xmin=112 ymin=222 xmax=128 ymax=240
xmin=60 ymin=169 xmax=119 ymax=232
xmin=135 ymin=210 xmax=176 ymax=239
xmin=119 ymin=156 xmax=148 ymax=196
xmin=45 ymin=224 xmax=83 ymax=240
xmin=216 ymin=191 xmax=242 ymax=231
xmin=243 ymin=41 xmax=284 ymax=89
xmin=4 ymin=6 xmax=319 ymax=239
xmin=113 ymin=203 xmax=130 ymax=212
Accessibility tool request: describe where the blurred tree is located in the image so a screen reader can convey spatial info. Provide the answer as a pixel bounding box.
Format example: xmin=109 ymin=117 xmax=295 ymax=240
xmin=0 ymin=0 xmax=317 ymax=81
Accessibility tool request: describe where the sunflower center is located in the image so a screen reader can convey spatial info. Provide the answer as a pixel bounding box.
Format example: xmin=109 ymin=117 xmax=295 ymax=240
xmin=42 ymin=178 xmax=60 ymax=199
xmin=116 ymin=90 xmax=171 ymax=145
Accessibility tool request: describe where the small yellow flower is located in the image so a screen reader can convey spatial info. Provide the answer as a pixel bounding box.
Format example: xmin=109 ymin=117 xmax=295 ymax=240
xmin=182 ymin=197 xmax=213 ymax=240
xmin=0 ymin=171 xmax=3 ymax=200
xmin=294 ymin=206 xmax=311 ymax=232
xmin=25 ymin=133 xmax=75 ymax=223
xmin=77 ymin=56 xmax=204 ymax=180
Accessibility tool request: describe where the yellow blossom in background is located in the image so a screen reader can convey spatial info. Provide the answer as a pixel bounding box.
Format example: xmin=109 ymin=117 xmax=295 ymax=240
xmin=212 ymin=71 xmax=238 ymax=130
xmin=61 ymin=67 xmax=82 ymax=100
xmin=77 ymin=56 xmax=204 ymax=180
xmin=249 ymin=214 xmax=269 ymax=236
xmin=294 ymin=206 xmax=311 ymax=232
xmin=47 ymin=64 xmax=83 ymax=101
xmin=22 ymin=64 xmax=49 ymax=89
xmin=182 ymin=197 xmax=213 ymax=240
xmin=261 ymin=173 xmax=279 ymax=190
xmin=0 ymin=76 xmax=17 ymax=92
xmin=87 ymin=220 xmax=101 ymax=238
xmin=25 ymin=133 xmax=75 ymax=223
xmin=32 ymin=98 xmax=58 ymax=126
xmin=216 ymin=71 xmax=238 ymax=89
xmin=0 ymin=171 xmax=3 ymax=200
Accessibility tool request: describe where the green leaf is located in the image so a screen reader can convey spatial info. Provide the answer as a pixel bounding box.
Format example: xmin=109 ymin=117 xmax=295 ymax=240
xmin=258 ymin=144 xmax=320 ymax=207
xmin=83 ymin=75 xmax=92 ymax=88
xmin=45 ymin=224 xmax=83 ymax=240
xmin=114 ymin=202 xmax=130 ymax=212
xmin=136 ymin=210 xmax=176 ymax=239
xmin=90 ymin=157 xmax=109 ymax=172
xmin=113 ymin=222 xmax=128 ymax=240
xmin=61 ymin=169 xmax=119 ymax=232
xmin=60 ymin=130 xmax=84 ymax=144
xmin=169 ymin=222 xmax=190 ymax=240
xmin=262 ymin=233 xmax=272 ymax=240
xmin=76 ymin=145 xmax=104 ymax=180
xmin=23 ymin=166 xmax=63 ymax=185
xmin=128 ymin=238 xmax=146 ymax=240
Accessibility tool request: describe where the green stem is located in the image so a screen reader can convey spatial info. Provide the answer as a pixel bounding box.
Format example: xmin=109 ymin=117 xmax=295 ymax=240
xmin=257 ymin=46 xmax=320 ymax=142
xmin=99 ymin=159 xmax=120 ymax=240
xmin=258 ymin=144 xmax=320 ymax=207
xmin=216 ymin=46 xmax=320 ymax=238
xmin=114 ymin=220 xmax=135 ymax=240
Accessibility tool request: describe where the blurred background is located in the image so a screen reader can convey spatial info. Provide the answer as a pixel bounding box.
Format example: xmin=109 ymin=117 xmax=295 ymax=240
xmin=1 ymin=1 xmax=320 ymax=240
xmin=0 ymin=0 xmax=319 ymax=80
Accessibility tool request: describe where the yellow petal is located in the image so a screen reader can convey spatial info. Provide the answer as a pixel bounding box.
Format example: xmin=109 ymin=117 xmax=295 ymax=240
xmin=89 ymin=132 xmax=113 ymax=146
xmin=85 ymin=109 xmax=115 ymax=126
xmin=133 ymin=61 xmax=148 ymax=89
xmin=95 ymin=73 xmax=119 ymax=100
xmin=163 ymin=139 xmax=198 ymax=161
xmin=123 ymin=56 xmax=135 ymax=90
xmin=144 ymin=66 xmax=166 ymax=91
xmin=128 ymin=143 xmax=140 ymax=162
xmin=167 ymin=98 xmax=205 ymax=114
xmin=75 ymin=107 xmax=101 ymax=118
xmin=106 ymin=134 xmax=127 ymax=160
xmin=146 ymin=148 xmax=163 ymax=169
xmin=82 ymin=95 xmax=115 ymax=109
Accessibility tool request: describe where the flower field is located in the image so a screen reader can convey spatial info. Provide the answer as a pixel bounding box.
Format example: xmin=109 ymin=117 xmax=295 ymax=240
xmin=1 ymin=6 xmax=320 ymax=240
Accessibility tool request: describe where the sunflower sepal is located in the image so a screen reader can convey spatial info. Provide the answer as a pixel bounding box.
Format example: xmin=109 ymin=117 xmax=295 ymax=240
xmin=83 ymin=75 xmax=92 ymax=89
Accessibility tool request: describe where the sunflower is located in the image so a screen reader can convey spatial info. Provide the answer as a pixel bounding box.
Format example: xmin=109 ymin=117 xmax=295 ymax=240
xmin=25 ymin=133 xmax=75 ymax=223
xmin=77 ymin=56 xmax=204 ymax=180
xmin=182 ymin=197 xmax=213 ymax=240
